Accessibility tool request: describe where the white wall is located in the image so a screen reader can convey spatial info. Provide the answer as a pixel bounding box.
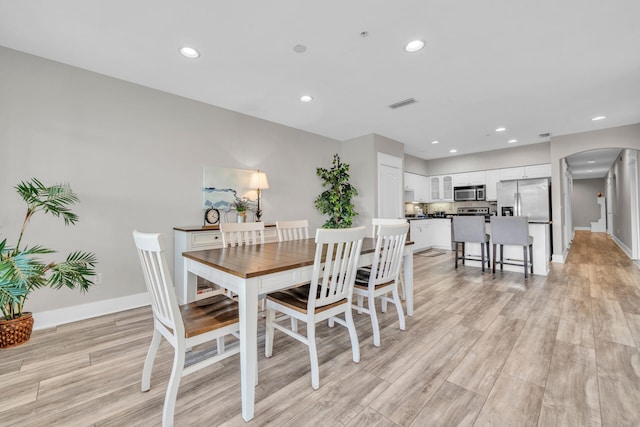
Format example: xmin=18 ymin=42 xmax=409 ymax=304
xmin=0 ymin=47 xmax=353 ymax=321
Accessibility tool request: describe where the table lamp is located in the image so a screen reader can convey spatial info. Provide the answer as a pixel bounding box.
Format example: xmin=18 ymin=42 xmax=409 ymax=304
xmin=250 ymin=170 xmax=269 ymax=221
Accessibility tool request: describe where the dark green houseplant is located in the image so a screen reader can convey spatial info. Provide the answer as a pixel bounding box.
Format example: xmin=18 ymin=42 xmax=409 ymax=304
xmin=0 ymin=178 xmax=97 ymax=347
xmin=314 ymin=153 xmax=358 ymax=228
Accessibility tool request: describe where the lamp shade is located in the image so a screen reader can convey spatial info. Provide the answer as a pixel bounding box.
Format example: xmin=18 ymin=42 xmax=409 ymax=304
xmin=249 ymin=170 xmax=269 ymax=190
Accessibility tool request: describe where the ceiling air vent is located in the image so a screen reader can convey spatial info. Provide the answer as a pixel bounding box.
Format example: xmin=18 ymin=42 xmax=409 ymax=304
xmin=539 ymin=132 xmax=551 ymax=138
xmin=388 ymin=98 xmax=416 ymax=109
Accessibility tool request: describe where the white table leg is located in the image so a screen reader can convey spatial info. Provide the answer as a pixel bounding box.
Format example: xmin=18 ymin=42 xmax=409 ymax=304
xmin=238 ymin=279 xmax=259 ymax=421
xmin=404 ymin=251 xmax=414 ymax=316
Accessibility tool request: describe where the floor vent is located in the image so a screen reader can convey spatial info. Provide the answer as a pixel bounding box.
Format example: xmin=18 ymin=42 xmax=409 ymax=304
xmin=388 ymin=98 xmax=416 ymax=109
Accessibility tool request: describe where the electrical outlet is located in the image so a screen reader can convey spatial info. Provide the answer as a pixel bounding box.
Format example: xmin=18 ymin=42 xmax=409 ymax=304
xmin=95 ymin=273 xmax=103 ymax=284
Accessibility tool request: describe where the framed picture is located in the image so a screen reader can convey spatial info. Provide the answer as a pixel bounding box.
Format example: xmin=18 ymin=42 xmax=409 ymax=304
xmin=202 ymin=166 xmax=257 ymax=213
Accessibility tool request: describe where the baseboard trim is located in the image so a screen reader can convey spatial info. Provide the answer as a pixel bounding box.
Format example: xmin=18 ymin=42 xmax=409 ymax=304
xmin=573 ymin=227 xmax=590 ymax=231
xmin=33 ymin=292 xmax=150 ymax=331
xmin=611 ymin=234 xmax=633 ymax=259
xmin=551 ymin=253 xmax=565 ymax=263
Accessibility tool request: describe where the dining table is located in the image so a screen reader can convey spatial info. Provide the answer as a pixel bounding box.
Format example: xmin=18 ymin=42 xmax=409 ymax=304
xmin=182 ymin=236 xmax=414 ymax=421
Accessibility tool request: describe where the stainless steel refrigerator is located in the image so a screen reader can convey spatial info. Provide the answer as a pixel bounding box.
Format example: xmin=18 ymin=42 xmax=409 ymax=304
xmin=497 ymin=178 xmax=551 ymax=222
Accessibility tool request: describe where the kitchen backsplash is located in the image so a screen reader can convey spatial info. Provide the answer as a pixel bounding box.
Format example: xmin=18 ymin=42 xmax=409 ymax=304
xmin=405 ymin=200 xmax=497 ymax=216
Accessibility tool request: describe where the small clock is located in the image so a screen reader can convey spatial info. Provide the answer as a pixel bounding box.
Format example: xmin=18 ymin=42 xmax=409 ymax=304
xmin=204 ymin=207 xmax=220 ymax=225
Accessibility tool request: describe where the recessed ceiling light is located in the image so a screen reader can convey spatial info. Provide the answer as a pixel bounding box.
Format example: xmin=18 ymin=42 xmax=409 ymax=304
xmin=300 ymin=95 xmax=313 ymax=103
xmin=431 ymin=140 xmax=439 ymax=144
xmin=404 ymin=40 xmax=425 ymax=53
xmin=508 ymin=139 xmax=517 ymax=143
xmin=179 ymin=46 xmax=200 ymax=59
xmin=293 ymin=44 xmax=307 ymax=53
xmin=592 ymin=115 xmax=607 ymax=121
xmin=588 ymin=170 xmax=593 ymax=173
xmin=449 ymin=149 xmax=457 ymax=153
xmin=587 ymin=160 xmax=595 ymax=164
xmin=495 ymin=127 xmax=506 ymax=132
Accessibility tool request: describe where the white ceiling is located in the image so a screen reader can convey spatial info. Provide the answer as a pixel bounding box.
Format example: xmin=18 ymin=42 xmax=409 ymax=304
xmin=1 ymin=0 xmax=639 ymax=160
xmin=566 ymin=148 xmax=621 ymax=180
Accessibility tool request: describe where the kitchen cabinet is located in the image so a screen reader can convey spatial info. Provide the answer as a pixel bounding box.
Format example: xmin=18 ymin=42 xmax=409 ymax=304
xmin=432 ymin=219 xmax=452 ymax=250
xmin=410 ymin=219 xmax=433 ymax=252
xmin=453 ymin=171 xmax=486 ymax=187
xmin=524 ymin=164 xmax=551 ymax=178
xmin=499 ymin=164 xmax=551 ymax=181
xmin=404 ymin=172 xmax=429 ymax=202
xmin=429 ymin=175 xmax=454 ymax=202
xmin=404 ymin=172 xmax=415 ymax=191
xmin=485 ymin=169 xmax=500 ymax=201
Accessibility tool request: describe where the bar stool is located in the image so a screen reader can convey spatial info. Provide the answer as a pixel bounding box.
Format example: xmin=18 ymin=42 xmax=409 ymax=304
xmin=490 ymin=216 xmax=533 ymax=278
xmin=452 ymin=216 xmax=491 ymax=272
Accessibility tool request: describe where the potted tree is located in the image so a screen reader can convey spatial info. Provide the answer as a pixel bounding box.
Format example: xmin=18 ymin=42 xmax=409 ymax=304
xmin=0 ymin=178 xmax=97 ymax=348
xmin=314 ymin=153 xmax=358 ymax=228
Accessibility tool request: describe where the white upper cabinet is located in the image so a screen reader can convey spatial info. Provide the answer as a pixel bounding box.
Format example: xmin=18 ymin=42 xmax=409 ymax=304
xmin=485 ymin=169 xmax=500 ymax=201
xmin=453 ymin=171 xmax=485 ymax=186
xmin=523 ymin=164 xmax=551 ymax=179
xmin=499 ymin=167 xmax=525 ymax=181
xmin=404 ymin=172 xmax=428 ymax=202
xmin=442 ymin=175 xmax=454 ymax=201
xmin=429 ymin=176 xmax=441 ymax=201
xmin=429 ymin=175 xmax=453 ymax=202
xmin=499 ymin=164 xmax=551 ymax=180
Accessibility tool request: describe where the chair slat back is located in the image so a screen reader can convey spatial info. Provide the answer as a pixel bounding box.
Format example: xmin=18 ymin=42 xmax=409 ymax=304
xmin=490 ymin=216 xmax=530 ymax=245
xmin=370 ymin=223 xmax=409 ymax=286
xmin=371 ymin=218 xmax=408 ymax=238
xmin=220 ymin=222 xmax=265 ymax=247
xmin=276 ymin=219 xmax=310 ymax=241
xmin=453 ymin=216 xmax=486 ymax=243
xmin=132 ymin=230 xmax=184 ymax=337
xmin=308 ymin=227 xmax=366 ymax=311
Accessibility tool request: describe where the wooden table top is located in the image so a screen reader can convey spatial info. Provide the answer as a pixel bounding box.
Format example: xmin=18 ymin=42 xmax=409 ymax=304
xmin=183 ymin=237 xmax=413 ymax=279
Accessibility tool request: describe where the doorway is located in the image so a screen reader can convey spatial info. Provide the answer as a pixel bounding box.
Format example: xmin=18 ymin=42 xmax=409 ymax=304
xmin=377 ymin=153 xmax=403 ymax=219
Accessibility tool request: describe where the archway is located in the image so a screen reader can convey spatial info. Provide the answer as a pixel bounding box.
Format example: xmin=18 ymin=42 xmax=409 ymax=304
xmin=549 ymin=123 xmax=640 ymax=263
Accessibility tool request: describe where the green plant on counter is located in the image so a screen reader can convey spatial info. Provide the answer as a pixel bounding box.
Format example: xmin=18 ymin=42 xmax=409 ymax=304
xmin=0 ymin=178 xmax=97 ymax=321
xmin=314 ymin=153 xmax=358 ymax=228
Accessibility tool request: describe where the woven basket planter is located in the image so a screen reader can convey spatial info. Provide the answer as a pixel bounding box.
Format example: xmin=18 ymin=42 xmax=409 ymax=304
xmin=0 ymin=312 xmax=34 ymax=348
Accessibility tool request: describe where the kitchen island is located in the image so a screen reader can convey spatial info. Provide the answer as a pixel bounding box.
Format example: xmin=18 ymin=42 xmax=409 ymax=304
xmin=407 ymin=217 xmax=452 ymax=252
xmin=459 ymin=221 xmax=551 ymax=276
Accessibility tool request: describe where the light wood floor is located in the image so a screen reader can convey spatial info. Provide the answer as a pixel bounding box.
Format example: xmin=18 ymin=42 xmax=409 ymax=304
xmin=2 ymin=231 xmax=640 ymax=426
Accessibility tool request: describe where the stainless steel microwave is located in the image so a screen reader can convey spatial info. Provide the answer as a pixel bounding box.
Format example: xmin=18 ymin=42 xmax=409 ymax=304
xmin=454 ymin=185 xmax=486 ymax=201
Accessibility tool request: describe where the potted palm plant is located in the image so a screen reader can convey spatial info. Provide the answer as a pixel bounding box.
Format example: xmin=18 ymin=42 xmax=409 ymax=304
xmin=0 ymin=178 xmax=97 ymax=348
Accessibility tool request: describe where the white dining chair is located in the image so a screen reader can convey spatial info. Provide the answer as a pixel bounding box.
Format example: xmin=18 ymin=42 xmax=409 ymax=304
xmin=264 ymin=226 xmax=366 ymax=389
xmin=220 ymin=222 xmax=265 ymax=247
xmin=133 ymin=230 xmax=240 ymax=427
xmin=371 ymin=218 xmax=408 ymax=238
xmin=276 ymin=219 xmax=309 ymax=241
xmin=364 ymin=218 xmax=409 ymax=306
xmin=351 ymin=223 xmax=409 ymax=347
xmin=276 ymin=219 xmax=310 ymax=332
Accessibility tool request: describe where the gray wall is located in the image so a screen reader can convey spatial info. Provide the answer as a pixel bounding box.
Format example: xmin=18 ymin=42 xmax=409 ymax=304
xmin=424 ymin=142 xmax=550 ymax=175
xmin=572 ymin=178 xmax=605 ymax=228
xmin=0 ymin=47 xmax=353 ymax=315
